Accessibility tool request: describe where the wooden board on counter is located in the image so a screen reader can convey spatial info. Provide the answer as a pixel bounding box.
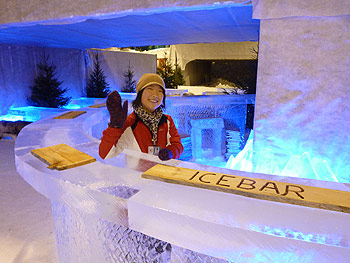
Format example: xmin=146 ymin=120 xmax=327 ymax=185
xmin=31 ymin=143 xmax=96 ymax=170
xmin=54 ymin=111 xmax=86 ymax=119
xmin=142 ymin=164 xmax=350 ymax=214
xmin=89 ymin=103 xmax=106 ymax=108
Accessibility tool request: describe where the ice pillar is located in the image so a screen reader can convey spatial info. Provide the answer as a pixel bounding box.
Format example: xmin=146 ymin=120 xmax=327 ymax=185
xmin=252 ymin=0 xmax=350 ymax=181
xmin=190 ymin=118 xmax=225 ymax=160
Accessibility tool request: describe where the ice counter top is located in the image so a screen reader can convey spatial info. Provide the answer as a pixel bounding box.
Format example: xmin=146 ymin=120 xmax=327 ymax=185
xmin=14 ymin=105 xmax=350 ymax=263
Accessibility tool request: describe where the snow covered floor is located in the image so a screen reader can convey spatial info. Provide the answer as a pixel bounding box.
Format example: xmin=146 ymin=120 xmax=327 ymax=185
xmin=0 ymin=139 xmax=58 ymax=263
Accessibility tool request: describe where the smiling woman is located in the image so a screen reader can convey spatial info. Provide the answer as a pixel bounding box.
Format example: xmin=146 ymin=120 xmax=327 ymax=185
xmin=141 ymin=85 xmax=164 ymax=113
xmin=99 ymin=73 xmax=184 ymax=161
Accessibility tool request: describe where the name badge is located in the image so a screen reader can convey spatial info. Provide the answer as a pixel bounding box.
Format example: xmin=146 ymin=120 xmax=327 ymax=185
xmin=148 ymin=146 xmax=161 ymax=155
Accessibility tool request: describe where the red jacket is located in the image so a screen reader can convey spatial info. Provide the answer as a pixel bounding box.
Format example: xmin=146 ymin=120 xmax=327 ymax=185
xmin=99 ymin=112 xmax=183 ymax=159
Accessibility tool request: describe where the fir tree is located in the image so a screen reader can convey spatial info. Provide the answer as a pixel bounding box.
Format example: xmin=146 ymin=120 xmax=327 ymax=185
xmin=121 ymin=62 xmax=136 ymax=93
xmin=173 ymin=55 xmax=185 ymax=88
xmin=27 ymin=55 xmax=70 ymax=108
xmin=86 ymin=54 xmax=110 ymax=98
xmin=157 ymin=52 xmax=185 ymax=89
xmin=157 ymin=57 xmax=175 ymax=89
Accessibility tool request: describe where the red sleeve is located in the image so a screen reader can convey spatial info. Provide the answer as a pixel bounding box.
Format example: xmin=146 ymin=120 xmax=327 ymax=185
xmin=99 ymin=113 xmax=135 ymax=159
xmin=99 ymin=126 xmax=123 ymax=159
xmin=166 ymin=115 xmax=184 ymax=159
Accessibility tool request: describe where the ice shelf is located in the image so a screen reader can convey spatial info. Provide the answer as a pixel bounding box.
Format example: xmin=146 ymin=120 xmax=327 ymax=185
xmin=14 ymin=105 xmax=350 ymax=263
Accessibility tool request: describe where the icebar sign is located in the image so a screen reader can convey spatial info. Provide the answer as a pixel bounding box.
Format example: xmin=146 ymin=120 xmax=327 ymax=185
xmin=143 ymin=165 xmax=350 ymax=214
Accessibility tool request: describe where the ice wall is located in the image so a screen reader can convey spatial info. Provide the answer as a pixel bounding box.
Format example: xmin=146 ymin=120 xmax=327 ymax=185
xmin=0 ymin=45 xmax=156 ymax=116
xmin=252 ymin=0 xmax=350 ymax=18
xmin=0 ymin=45 xmax=85 ymax=115
xmin=165 ymin=95 xmax=253 ymax=136
xmin=252 ymin=0 xmax=350 ymax=181
xmin=86 ymin=49 xmax=156 ymax=94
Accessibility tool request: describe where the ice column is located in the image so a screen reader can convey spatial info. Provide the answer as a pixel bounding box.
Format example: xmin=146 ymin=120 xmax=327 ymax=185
xmin=251 ymin=0 xmax=350 ymax=181
xmin=190 ymin=118 xmax=225 ymax=160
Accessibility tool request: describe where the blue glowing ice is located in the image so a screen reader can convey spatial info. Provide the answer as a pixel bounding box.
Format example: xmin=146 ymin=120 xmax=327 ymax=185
xmin=190 ymin=118 xmax=225 ymax=160
xmin=248 ymin=224 xmax=349 ymax=248
xmin=0 ymin=114 xmax=25 ymax=122
xmin=6 ymin=106 xmax=66 ymax=122
xmin=225 ymin=131 xmax=343 ymax=183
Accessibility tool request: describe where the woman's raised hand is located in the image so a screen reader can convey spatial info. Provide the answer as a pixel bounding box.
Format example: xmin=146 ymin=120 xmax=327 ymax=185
xmin=106 ymin=91 xmax=128 ymax=128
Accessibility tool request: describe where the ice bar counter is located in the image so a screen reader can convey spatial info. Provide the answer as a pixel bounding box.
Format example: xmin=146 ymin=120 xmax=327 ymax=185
xmin=14 ymin=99 xmax=350 ymax=263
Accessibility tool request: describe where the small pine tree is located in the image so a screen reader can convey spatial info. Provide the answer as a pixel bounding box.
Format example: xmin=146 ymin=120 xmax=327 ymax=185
xmin=157 ymin=54 xmax=175 ymax=89
xmin=157 ymin=53 xmax=185 ymax=89
xmin=27 ymin=55 xmax=70 ymax=108
xmin=86 ymin=54 xmax=110 ymax=98
xmin=173 ymin=56 xmax=185 ymax=88
xmin=121 ymin=62 xmax=136 ymax=93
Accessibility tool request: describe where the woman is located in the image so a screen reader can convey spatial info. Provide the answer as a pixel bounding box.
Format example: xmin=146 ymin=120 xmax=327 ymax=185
xmin=99 ymin=73 xmax=183 ymax=161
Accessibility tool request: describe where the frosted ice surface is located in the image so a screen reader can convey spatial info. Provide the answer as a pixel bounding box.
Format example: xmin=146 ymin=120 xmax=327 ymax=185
xmin=165 ymin=95 xmax=250 ymax=136
xmin=129 ymin=182 xmax=350 ymax=262
xmin=52 ymin=198 xmax=228 ymax=263
xmin=191 ymin=117 xmax=225 ymax=160
xmin=52 ymin=201 xmax=171 ymax=263
xmin=226 ymin=131 xmax=347 ymax=183
xmin=98 ymin=185 xmax=139 ymax=199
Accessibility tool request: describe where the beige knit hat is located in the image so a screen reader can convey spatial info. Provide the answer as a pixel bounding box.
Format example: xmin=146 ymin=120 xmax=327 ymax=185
xmin=136 ymin=73 xmax=165 ymax=94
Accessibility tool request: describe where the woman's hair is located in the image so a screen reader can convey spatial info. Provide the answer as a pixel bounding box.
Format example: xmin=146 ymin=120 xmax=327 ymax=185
xmin=132 ymin=88 xmax=166 ymax=110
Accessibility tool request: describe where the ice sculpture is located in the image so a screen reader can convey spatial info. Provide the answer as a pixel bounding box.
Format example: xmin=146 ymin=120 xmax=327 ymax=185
xmin=164 ymin=94 xmax=253 ymax=167
xmin=190 ymin=118 xmax=225 ymax=160
xmin=226 ymin=131 xmax=343 ymax=183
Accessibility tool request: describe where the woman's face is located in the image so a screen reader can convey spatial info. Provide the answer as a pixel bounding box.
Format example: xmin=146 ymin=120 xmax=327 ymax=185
xmin=141 ymin=84 xmax=164 ymax=113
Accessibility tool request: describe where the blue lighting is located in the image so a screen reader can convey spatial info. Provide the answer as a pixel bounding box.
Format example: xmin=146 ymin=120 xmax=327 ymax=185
xmin=4 ymin=106 xmax=65 ymax=122
xmin=63 ymin=97 xmax=106 ymax=110
xmin=63 ymin=104 xmax=82 ymax=110
xmin=225 ymin=131 xmax=345 ymax=183
xmin=0 ymin=114 xmax=24 ymax=122
xmin=248 ymin=224 xmax=349 ymax=248
xmin=0 ymin=98 xmax=105 ymax=122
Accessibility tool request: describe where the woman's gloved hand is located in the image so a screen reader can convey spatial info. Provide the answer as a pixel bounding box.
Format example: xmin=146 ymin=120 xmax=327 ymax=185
xmin=106 ymin=91 xmax=128 ymax=128
xmin=158 ymin=148 xmax=173 ymax=161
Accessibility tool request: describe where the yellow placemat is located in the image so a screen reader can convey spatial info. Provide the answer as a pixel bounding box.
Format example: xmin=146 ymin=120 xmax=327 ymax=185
xmin=54 ymin=111 xmax=86 ymax=119
xmin=31 ymin=143 xmax=96 ymax=170
xmin=89 ymin=103 xmax=106 ymax=108
xmin=142 ymin=164 xmax=350 ymax=214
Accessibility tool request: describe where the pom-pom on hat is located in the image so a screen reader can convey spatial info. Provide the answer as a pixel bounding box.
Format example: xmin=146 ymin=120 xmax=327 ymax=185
xmin=136 ymin=73 xmax=165 ymax=94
